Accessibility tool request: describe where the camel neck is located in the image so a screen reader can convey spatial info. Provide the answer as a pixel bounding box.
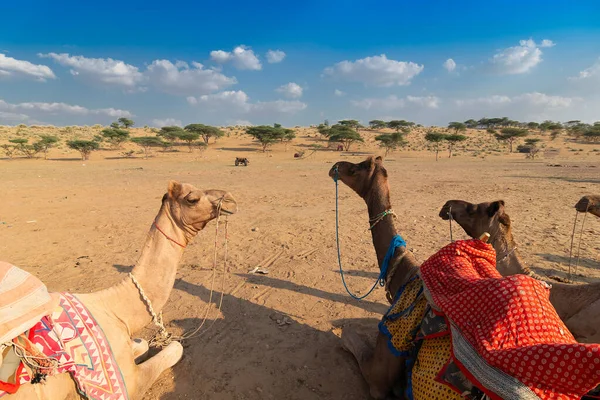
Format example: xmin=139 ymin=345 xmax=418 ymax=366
xmin=489 ymin=232 xmax=536 ymax=278
xmin=86 ymin=207 xmax=189 ymax=335
xmin=362 ymin=178 xmax=419 ymax=298
xmin=365 ymin=182 xmax=398 ymax=268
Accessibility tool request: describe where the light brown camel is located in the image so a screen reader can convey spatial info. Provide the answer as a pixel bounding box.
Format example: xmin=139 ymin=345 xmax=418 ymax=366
xmin=575 ymin=194 xmax=600 ymax=218
xmin=329 ymin=156 xmax=420 ymax=399
xmin=8 ymin=181 xmax=237 ymax=399
xmin=439 ymin=199 xmax=600 ymax=343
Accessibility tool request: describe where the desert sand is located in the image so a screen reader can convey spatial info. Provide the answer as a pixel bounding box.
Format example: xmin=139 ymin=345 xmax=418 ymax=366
xmin=1 ymin=126 xmax=599 ymax=399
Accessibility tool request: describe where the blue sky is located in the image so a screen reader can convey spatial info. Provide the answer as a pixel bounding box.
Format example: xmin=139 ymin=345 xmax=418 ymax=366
xmin=1 ymin=0 xmax=600 ymax=127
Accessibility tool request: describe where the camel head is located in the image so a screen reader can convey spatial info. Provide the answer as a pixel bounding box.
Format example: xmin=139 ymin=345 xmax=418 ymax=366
xmin=328 ymin=156 xmax=388 ymax=198
xmin=162 ymin=181 xmax=237 ymax=233
xmin=439 ymin=199 xmax=513 ymax=242
xmin=575 ymin=195 xmax=600 ymax=218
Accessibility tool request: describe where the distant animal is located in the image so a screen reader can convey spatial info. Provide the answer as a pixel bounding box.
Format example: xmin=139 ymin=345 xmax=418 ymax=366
xmin=294 ymin=153 xmax=301 ymax=158
xmin=235 ymin=157 xmax=249 ymax=166
xmin=337 ymin=145 xmax=344 ymax=151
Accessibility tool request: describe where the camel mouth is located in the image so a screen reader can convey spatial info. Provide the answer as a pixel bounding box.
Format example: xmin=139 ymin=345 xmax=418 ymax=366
xmin=439 ymin=205 xmax=451 ymax=220
xmin=220 ymin=208 xmax=235 ymax=215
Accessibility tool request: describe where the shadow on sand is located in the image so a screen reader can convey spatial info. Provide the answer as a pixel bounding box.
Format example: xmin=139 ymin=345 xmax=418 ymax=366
xmin=145 ymin=277 xmax=377 ymax=400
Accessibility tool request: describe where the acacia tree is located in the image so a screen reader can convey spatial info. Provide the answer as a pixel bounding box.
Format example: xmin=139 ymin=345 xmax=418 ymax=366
xmin=157 ymin=126 xmax=185 ymax=142
xmin=118 ymin=117 xmax=134 ymax=128
xmin=375 ymin=132 xmax=407 ymax=156
xmin=67 ymin=140 xmax=99 ymax=160
xmin=522 ymin=138 xmax=542 ymax=159
xmin=388 ymin=120 xmax=414 ymax=132
xmin=495 ymin=128 xmax=528 ymax=152
xmin=280 ymin=128 xmax=296 ymax=151
xmin=184 ymin=123 xmax=224 ymax=144
xmin=101 ymin=128 xmax=130 ymax=148
xmin=8 ymin=138 xmax=42 ymax=158
xmin=527 ymin=122 xmax=540 ymax=130
xmin=338 ymin=120 xmax=362 ymax=132
xmin=328 ymin=125 xmax=364 ymax=151
xmin=131 ymin=136 xmax=165 ymax=158
xmin=369 ymin=120 xmax=387 ymax=130
xmin=448 ymin=122 xmax=467 ymax=134
xmin=178 ymin=132 xmax=201 ymax=152
xmin=445 ymin=134 xmax=467 ymax=158
xmin=1 ymin=144 xmax=17 ymax=159
xmin=246 ymin=125 xmax=285 ymax=152
xmin=464 ymin=119 xmax=478 ymax=129
xmin=425 ymin=132 xmax=447 ymax=161
xmin=37 ymin=135 xmax=59 ymax=160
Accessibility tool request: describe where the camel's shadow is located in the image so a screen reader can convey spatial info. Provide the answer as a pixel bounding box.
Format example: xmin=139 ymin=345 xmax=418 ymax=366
xmin=146 ymin=278 xmax=378 ymax=400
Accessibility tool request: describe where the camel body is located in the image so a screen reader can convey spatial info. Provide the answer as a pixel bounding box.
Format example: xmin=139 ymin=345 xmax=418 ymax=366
xmin=5 ymin=181 xmax=237 ymax=399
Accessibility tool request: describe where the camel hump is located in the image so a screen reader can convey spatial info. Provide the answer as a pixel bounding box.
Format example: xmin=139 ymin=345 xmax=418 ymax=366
xmin=0 ymin=262 xmax=60 ymax=343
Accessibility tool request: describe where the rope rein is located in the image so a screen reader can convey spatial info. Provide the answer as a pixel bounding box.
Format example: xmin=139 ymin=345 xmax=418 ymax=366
xmin=333 ymin=166 xmax=406 ymax=300
xmin=568 ymin=203 xmax=589 ymax=282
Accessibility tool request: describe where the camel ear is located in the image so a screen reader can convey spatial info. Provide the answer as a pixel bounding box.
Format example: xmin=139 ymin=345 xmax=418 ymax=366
xmin=168 ymin=180 xmax=183 ymax=199
xmin=487 ymin=200 xmax=505 ymax=217
xmin=498 ymin=212 xmax=511 ymax=227
xmin=375 ymin=156 xmax=383 ymax=162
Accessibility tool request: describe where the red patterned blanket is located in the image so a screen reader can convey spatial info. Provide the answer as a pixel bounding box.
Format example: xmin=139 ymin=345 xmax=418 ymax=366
xmin=0 ymin=293 xmax=128 ymax=399
xmin=420 ymin=239 xmax=600 ymax=399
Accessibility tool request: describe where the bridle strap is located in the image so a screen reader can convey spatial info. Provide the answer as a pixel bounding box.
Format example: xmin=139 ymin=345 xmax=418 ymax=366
xmin=153 ymin=221 xmax=186 ymax=248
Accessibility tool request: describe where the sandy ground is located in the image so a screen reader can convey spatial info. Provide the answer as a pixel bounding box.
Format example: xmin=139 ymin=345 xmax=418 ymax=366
xmin=1 ymin=129 xmax=599 ymax=399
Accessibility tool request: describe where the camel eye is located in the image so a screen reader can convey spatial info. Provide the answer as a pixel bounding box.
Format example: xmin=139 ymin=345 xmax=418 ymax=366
xmin=186 ymin=196 xmax=200 ymax=204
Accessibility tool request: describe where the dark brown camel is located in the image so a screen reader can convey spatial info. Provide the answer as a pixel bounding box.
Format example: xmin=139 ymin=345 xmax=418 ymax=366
xmin=329 ymin=156 xmax=420 ymax=399
xmin=439 ymin=199 xmax=600 ymax=343
xmin=575 ymin=195 xmax=600 ymax=218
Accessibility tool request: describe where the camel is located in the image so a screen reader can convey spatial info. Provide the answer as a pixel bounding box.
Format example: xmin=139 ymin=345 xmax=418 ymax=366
xmin=576 ymin=194 xmax=600 ymax=218
xmin=328 ymin=156 xmax=421 ymax=399
xmin=7 ymin=181 xmax=237 ymax=399
xmin=439 ymin=199 xmax=600 ymax=343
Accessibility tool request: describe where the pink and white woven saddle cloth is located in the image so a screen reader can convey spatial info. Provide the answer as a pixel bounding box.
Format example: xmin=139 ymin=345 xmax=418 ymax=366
xmin=0 ymin=292 xmax=128 ymax=399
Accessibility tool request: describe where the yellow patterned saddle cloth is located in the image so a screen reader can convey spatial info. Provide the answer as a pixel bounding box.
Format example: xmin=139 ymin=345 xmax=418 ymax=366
xmin=379 ymin=276 xmax=486 ymax=400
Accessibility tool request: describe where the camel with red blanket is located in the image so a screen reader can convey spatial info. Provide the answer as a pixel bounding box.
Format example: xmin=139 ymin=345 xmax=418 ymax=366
xmin=1 ymin=181 xmax=237 ymax=399
xmin=329 ymin=156 xmax=600 ymax=399
xmin=439 ymin=199 xmax=600 ymax=344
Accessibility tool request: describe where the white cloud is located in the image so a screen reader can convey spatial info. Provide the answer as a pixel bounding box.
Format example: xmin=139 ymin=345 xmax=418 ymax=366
xmin=323 ymin=55 xmax=424 ymax=87
xmin=487 ymin=39 xmax=554 ymax=75
xmin=152 ymin=118 xmax=182 ymax=127
xmin=406 ymin=95 xmax=440 ymax=108
xmin=276 ymin=82 xmax=303 ymax=98
xmin=266 ymin=50 xmax=286 ymax=64
xmin=0 ymin=53 xmax=55 ymax=82
xmin=0 ymin=99 xmax=132 ymax=118
xmin=540 ymin=39 xmax=556 ymax=48
xmin=39 ymin=53 xmax=237 ymax=96
xmin=443 ymin=58 xmax=456 ymax=72
xmin=39 ymin=52 xmax=143 ymax=87
xmin=455 ymin=92 xmax=576 ymax=109
xmin=227 ymin=119 xmax=253 ymax=126
xmin=334 ymin=89 xmax=345 ymax=97
xmin=569 ymin=58 xmax=600 ymax=81
xmin=0 ymin=111 xmax=31 ymax=124
xmin=352 ymin=95 xmax=440 ymax=110
xmin=145 ymin=60 xmax=237 ymax=96
xmin=188 ymin=90 xmax=307 ymax=115
xmin=209 ymin=45 xmax=261 ymax=70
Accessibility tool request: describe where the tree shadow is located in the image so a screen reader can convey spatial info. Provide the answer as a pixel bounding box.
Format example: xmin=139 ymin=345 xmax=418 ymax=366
xmin=218 ymin=147 xmax=258 ymax=152
xmin=236 ymin=273 xmax=387 ymax=314
xmin=149 ymin=278 xmax=373 ymax=400
xmin=47 ymin=158 xmax=84 ymax=161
